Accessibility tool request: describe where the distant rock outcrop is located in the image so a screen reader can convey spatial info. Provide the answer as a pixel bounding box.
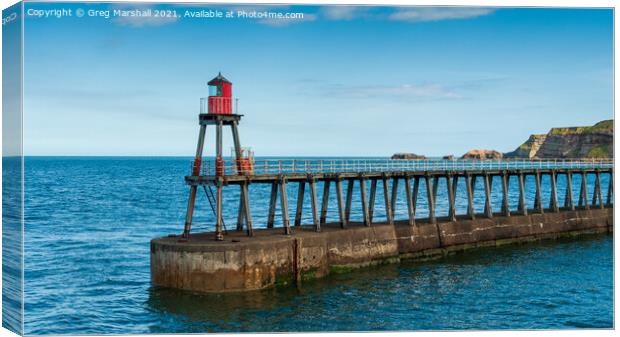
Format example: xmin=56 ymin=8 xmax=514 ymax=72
xmin=505 ymin=120 xmax=613 ymax=159
xmin=443 ymin=155 xmax=455 ymax=160
xmin=391 ymin=153 xmax=426 ymax=160
xmin=461 ymin=149 xmax=503 ymax=160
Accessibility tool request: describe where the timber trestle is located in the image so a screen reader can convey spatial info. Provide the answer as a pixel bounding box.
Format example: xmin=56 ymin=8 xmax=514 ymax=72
xmin=183 ymin=165 xmax=613 ymax=241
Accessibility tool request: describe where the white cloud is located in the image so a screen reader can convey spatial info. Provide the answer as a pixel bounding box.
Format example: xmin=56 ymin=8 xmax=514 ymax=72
xmin=389 ymin=7 xmax=495 ymax=22
xmin=321 ymin=6 xmax=369 ymax=20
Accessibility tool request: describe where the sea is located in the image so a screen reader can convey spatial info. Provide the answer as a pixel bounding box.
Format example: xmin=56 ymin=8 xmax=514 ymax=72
xmin=8 ymin=157 xmax=614 ymax=334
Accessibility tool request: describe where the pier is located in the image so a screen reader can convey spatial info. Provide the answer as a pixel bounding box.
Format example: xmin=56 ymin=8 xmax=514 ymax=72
xmin=150 ymin=74 xmax=614 ymax=293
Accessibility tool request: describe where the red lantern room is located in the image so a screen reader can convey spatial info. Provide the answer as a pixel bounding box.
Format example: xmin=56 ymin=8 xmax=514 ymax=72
xmin=207 ymin=72 xmax=232 ymax=114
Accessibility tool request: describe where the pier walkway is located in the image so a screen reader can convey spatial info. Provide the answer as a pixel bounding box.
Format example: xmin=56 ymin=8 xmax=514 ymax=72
xmin=182 ymin=158 xmax=613 ymax=240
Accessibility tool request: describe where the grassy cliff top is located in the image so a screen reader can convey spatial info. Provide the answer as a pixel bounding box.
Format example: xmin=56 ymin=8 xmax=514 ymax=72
xmin=549 ymin=120 xmax=613 ymax=135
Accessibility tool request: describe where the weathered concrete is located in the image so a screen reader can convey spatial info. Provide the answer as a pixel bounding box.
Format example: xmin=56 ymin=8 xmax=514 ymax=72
xmin=151 ymin=208 xmax=613 ymax=293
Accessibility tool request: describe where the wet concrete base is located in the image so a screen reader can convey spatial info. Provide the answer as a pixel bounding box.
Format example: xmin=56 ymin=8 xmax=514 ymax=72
xmin=151 ymin=208 xmax=613 ymax=293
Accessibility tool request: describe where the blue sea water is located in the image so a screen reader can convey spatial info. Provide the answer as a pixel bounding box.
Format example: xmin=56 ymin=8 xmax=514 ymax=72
xmin=21 ymin=157 xmax=613 ymax=334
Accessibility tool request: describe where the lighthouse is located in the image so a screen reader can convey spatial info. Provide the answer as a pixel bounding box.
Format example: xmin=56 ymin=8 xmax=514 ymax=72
xmin=183 ymin=73 xmax=254 ymax=241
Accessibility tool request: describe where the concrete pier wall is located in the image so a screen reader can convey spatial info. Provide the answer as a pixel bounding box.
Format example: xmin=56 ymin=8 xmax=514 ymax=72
xmin=151 ymin=208 xmax=612 ymax=293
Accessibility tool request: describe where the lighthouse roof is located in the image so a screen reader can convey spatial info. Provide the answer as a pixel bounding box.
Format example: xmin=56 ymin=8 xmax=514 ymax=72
xmin=208 ymin=72 xmax=232 ymax=85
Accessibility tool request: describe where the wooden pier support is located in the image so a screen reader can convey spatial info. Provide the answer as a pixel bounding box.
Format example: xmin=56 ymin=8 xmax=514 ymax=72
xmin=607 ymin=172 xmax=613 ymax=207
xmin=294 ymin=181 xmax=305 ymax=227
xmin=336 ymin=177 xmax=347 ymax=228
xmin=404 ymin=176 xmax=417 ymax=226
xmin=483 ymin=174 xmax=493 ymax=218
xmin=425 ymin=175 xmax=436 ymax=224
xmin=345 ymin=179 xmax=354 ymax=223
xmin=579 ymin=171 xmax=589 ymax=209
xmin=359 ymin=177 xmax=370 ymax=226
xmin=447 ymin=175 xmax=456 ymax=222
xmin=382 ymin=176 xmax=393 ymax=224
xmin=320 ymin=181 xmax=331 ymax=224
xmin=240 ymin=182 xmax=253 ymax=236
xmin=549 ymin=171 xmax=559 ymax=213
xmin=465 ymin=173 xmax=475 ymax=220
xmin=279 ymin=176 xmax=291 ymax=235
xmin=267 ymin=182 xmax=278 ymax=228
xmin=593 ymin=170 xmax=604 ymax=209
xmin=390 ymin=177 xmax=399 ymax=216
xmin=518 ymin=173 xmax=527 ymax=215
xmin=534 ymin=171 xmax=543 ymax=214
xmin=565 ymin=172 xmax=575 ymax=211
xmin=368 ymin=179 xmax=377 ymax=224
xmin=501 ymin=172 xmax=510 ymax=216
xmin=308 ymin=176 xmax=320 ymax=232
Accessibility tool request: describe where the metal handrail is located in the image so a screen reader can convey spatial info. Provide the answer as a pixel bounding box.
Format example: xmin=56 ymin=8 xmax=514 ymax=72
xmin=189 ymin=158 xmax=614 ymax=177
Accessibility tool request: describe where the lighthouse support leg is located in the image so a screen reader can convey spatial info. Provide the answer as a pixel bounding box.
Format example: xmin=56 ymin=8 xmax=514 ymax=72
xmin=182 ymin=124 xmax=207 ymax=238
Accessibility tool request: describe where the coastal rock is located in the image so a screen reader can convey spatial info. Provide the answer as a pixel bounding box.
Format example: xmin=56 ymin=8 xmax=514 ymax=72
xmin=461 ymin=149 xmax=503 ymax=160
xmin=443 ymin=155 xmax=455 ymax=160
xmin=391 ymin=153 xmax=426 ymax=160
xmin=505 ymin=120 xmax=613 ymax=159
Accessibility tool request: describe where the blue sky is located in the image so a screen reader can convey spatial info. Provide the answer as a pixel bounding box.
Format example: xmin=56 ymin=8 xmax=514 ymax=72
xmin=22 ymin=3 xmax=613 ymax=156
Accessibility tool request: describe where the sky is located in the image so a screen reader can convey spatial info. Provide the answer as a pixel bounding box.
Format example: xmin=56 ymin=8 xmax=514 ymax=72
xmin=21 ymin=3 xmax=613 ymax=157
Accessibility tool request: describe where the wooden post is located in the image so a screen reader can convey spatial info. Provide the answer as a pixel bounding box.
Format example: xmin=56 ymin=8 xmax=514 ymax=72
xmin=294 ymin=181 xmax=305 ymax=227
xmin=320 ymin=180 xmax=331 ymax=224
xmin=425 ymin=174 xmax=436 ymax=224
xmin=336 ymin=177 xmax=347 ymax=228
xmin=484 ymin=173 xmax=493 ymax=218
xmin=383 ymin=176 xmax=393 ymax=224
xmin=594 ymin=170 xmax=603 ymax=209
xmin=391 ymin=177 xmax=399 ymax=216
xmin=236 ymin=195 xmax=245 ymax=231
xmin=606 ymin=171 xmax=613 ymax=207
xmin=231 ymin=121 xmax=248 ymax=232
xmin=518 ymin=173 xmax=527 ymax=216
xmin=534 ymin=170 xmax=543 ymax=214
xmin=565 ymin=172 xmax=574 ymax=211
xmin=215 ymin=180 xmax=224 ymax=241
xmin=549 ymin=171 xmax=559 ymax=212
xmin=404 ymin=176 xmax=415 ymax=226
xmin=432 ymin=176 xmax=439 ymax=202
xmin=369 ymin=179 xmax=377 ymax=224
xmin=447 ymin=175 xmax=456 ymax=222
xmin=241 ymin=182 xmax=253 ymax=236
xmin=412 ymin=176 xmax=420 ymax=223
xmin=484 ymin=175 xmax=494 ymax=216
xmin=267 ymin=182 xmax=278 ymax=228
xmin=308 ymin=176 xmax=320 ymax=232
xmin=360 ymin=177 xmax=370 ymax=226
xmin=182 ymin=124 xmax=207 ymax=238
xmin=345 ymin=179 xmax=354 ymax=223
xmin=501 ymin=172 xmax=510 ymax=216
xmin=579 ymin=171 xmax=589 ymax=209
xmin=214 ymin=121 xmax=224 ymax=241
xmin=280 ymin=176 xmax=291 ymax=235
xmin=465 ymin=173 xmax=475 ymax=219
xmin=182 ymin=186 xmax=198 ymax=238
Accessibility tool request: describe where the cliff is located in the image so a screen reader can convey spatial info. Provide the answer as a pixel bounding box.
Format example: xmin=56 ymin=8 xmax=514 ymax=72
xmin=505 ymin=120 xmax=613 ymax=159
